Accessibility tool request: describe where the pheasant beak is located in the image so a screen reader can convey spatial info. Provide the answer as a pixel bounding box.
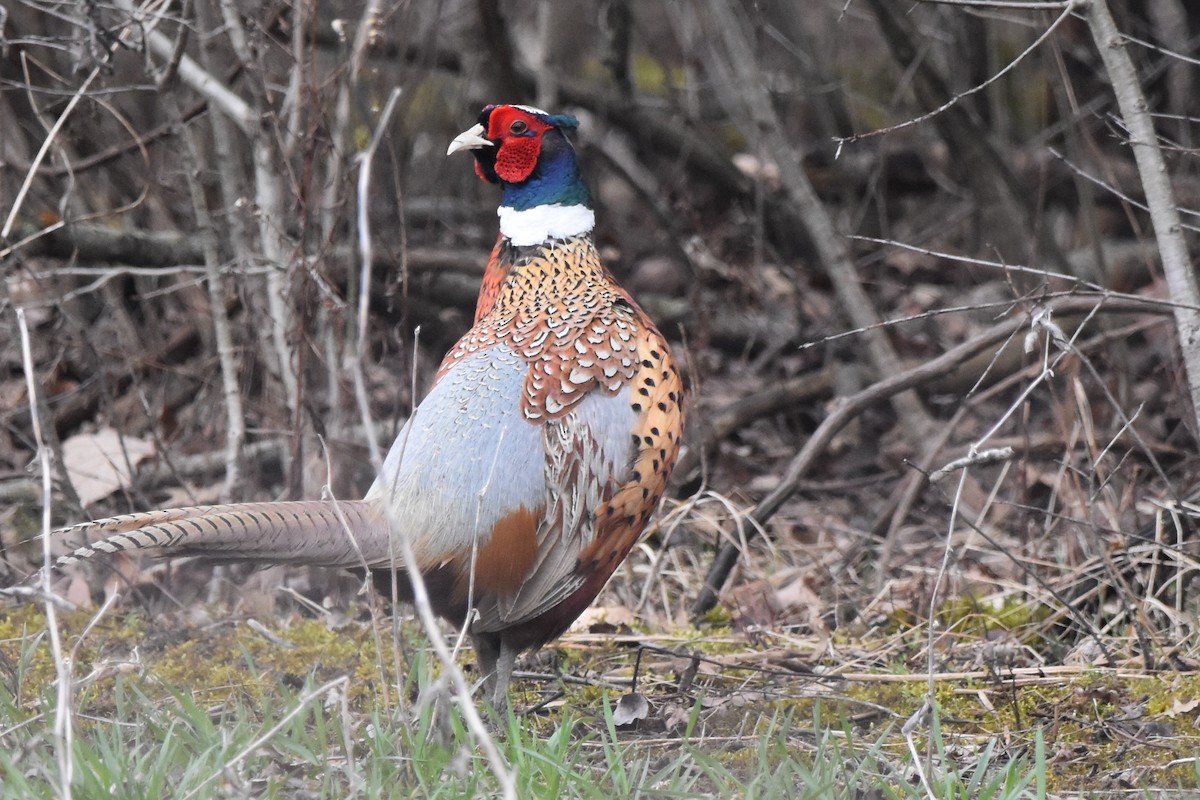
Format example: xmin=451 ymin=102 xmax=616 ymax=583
xmin=447 ymin=123 xmax=494 ymax=155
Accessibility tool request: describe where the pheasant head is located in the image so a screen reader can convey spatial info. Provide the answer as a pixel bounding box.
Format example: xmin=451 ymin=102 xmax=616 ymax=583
xmin=447 ymin=104 xmax=594 ymax=246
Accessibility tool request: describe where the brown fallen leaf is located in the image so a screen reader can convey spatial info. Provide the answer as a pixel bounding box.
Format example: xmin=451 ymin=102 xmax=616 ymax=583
xmin=62 ymin=427 xmax=155 ymax=505
xmin=1162 ymin=697 xmax=1200 ymax=719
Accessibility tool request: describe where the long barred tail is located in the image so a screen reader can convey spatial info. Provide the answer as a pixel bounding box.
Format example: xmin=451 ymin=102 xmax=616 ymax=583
xmin=55 ymin=501 xmax=391 ymax=570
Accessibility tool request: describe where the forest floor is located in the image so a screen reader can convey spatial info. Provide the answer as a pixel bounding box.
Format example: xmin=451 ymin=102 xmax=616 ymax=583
xmin=3 ymin=482 xmax=1200 ymax=798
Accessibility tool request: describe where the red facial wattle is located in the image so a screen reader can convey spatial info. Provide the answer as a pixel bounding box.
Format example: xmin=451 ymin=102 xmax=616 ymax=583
xmin=449 ymin=103 xmax=593 ymax=217
xmin=484 ymin=107 xmax=551 ymax=183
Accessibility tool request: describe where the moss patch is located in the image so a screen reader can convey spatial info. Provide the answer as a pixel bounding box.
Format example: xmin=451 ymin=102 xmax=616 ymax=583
xmin=3 ymin=602 xmax=1199 ymax=794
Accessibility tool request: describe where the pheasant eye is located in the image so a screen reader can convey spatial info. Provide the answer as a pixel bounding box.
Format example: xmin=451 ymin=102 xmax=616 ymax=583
xmin=509 ymin=119 xmax=528 ymax=135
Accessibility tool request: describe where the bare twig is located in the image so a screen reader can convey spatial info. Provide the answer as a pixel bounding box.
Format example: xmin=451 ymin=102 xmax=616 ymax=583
xmin=928 ymin=446 xmax=1016 ymax=483
xmin=17 ymin=308 xmax=73 ymax=799
xmin=1084 ymin=0 xmax=1200 ymax=432
xmin=375 ymin=374 xmax=517 ymax=799
xmin=162 ymin=86 xmax=245 ymax=502
xmin=851 ymin=236 xmax=1197 ymax=312
xmin=113 ymin=0 xmax=255 ymax=133
xmin=863 ymin=0 xmax=1072 ymax=270
xmin=348 ymin=0 xmax=388 ymax=82
xmin=1047 ymin=147 xmax=1200 ymax=235
xmin=916 ymin=0 xmax=1070 ymax=7
xmin=353 ymin=87 xmax=403 ymax=470
xmin=840 ymin=2 xmax=1077 ymax=144
xmin=691 ymin=294 xmax=1165 ymax=617
xmin=1 ymin=65 xmax=100 ymax=240
xmin=209 ymin=0 xmax=300 ymax=424
xmin=701 ymin=0 xmax=935 ymax=445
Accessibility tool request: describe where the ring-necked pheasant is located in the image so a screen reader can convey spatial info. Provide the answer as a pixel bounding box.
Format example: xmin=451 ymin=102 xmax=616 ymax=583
xmin=52 ymin=104 xmax=684 ymax=711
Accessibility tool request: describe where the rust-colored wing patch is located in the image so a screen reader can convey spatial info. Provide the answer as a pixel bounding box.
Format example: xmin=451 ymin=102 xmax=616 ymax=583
xmin=465 ymin=504 xmax=543 ymax=598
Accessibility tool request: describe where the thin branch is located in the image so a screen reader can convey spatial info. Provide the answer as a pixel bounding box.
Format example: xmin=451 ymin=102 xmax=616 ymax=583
xmin=690 ymin=294 xmax=1164 ymax=617
xmin=113 ymin=0 xmax=256 ymax=133
xmin=1047 ymin=147 xmax=1200 ymax=232
xmin=916 ymin=0 xmax=1071 ymax=6
xmin=852 ymin=235 xmax=1197 ymax=313
xmin=17 ymin=308 xmax=73 ymax=800
xmin=838 ymin=1 xmax=1078 ymax=145
xmin=701 ymin=0 xmax=935 ymax=445
xmin=369 ymin=336 xmax=516 ymax=798
xmin=352 ymin=87 xmax=403 ymax=470
xmin=163 ymin=86 xmax=245 ymax=502
xmin=1 ymin=65 xmax=100 ymax=240
xmin=349 ymin=0 xmax=388 ymax=82
xmin=1084 ymin=0 xmax=1200 ymax=432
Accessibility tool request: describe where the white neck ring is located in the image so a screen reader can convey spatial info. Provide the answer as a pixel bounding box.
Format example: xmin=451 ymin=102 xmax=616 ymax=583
xmin=498 ymin=204 xmax=595 ymax=246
